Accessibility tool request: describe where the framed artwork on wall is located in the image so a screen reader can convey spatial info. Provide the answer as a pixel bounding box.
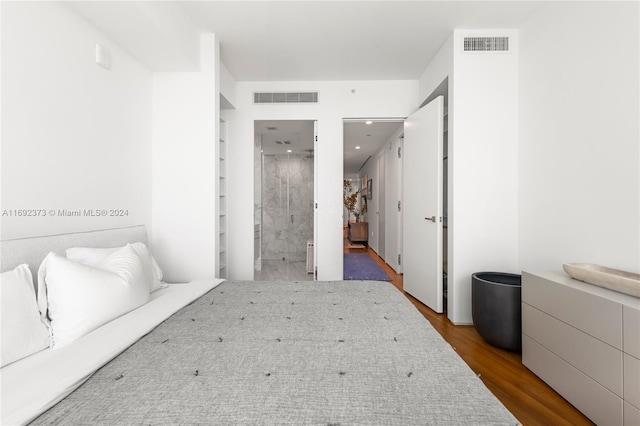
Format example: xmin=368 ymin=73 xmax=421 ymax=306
xmin=367 ymin=179 xmax=373 ymax=199
xmin=362 ymin=174 xmax=368 ymax=190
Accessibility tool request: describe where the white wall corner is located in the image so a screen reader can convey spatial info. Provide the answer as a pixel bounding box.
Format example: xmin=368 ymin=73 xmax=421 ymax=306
xmin=151 ymin=33 xmax=219 ymax=282
xmin=220 ymin=62 xmax=237 ymax=109
xmin=448 ymin=28 xmax=519 ymax=324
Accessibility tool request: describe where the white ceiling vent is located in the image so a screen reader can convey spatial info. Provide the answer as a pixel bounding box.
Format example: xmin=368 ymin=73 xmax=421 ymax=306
xmin=463 ymin=37 xmax=509 ymax=52
xmin=254 ymin=92 xmax=319 ymax=104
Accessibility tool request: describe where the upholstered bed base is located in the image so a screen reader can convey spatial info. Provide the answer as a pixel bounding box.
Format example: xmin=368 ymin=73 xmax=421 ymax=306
xmin=1 ymin=225 xmax=148 ymax=289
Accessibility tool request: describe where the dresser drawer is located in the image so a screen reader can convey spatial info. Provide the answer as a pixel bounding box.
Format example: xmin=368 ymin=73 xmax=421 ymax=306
xmin=522 ymin=272 xmax=622 ymax=349
xmin=523 ymin=303 xmax=623 ymax=396
xmin=624 ymin=306 xmax=640 ymax=359
xmin=625 ymin=401 xmax=640 ymax=426
xmin=624 ymin=353 xmax=640 ymax=409
xmin=523 ymin=335 xmax=623 ymax=426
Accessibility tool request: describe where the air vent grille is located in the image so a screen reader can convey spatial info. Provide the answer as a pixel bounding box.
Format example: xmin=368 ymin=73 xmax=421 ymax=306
xmin=254 ymin=91 xmax=319 ymax=104
xmin=464 ymin=37 xmax=509 ymax=52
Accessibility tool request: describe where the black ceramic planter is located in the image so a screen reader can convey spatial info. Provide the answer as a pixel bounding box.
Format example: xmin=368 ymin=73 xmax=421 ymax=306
xmin=471 ymin=272 xmax=522 ymax=352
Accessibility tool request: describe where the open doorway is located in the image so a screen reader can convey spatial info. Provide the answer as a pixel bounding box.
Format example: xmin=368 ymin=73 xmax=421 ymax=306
xmin=403 ymin=78 xmax=449 ymax=315
xmin=254 ymin=120 xmax=315 ymax=281
xmin=342 ymin=119 xmax=404 ymax=277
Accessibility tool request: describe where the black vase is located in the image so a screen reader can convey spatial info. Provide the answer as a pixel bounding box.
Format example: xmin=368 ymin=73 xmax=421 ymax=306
xmin=471 ymin=272 xmax=522 ymax=352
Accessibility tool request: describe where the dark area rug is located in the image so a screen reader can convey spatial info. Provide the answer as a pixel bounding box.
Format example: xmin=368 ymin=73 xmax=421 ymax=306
xmin=343 ymin=253 xmax=391 ymax=281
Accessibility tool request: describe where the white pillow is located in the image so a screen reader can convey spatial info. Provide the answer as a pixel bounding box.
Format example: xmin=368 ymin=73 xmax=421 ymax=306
xmin=0 ymin=264 xmax=50 ymax=367
xmin=37 ymin=245 xmax=150 ymax=349
xmin=66 ymin=242 xmax=164 ymax=292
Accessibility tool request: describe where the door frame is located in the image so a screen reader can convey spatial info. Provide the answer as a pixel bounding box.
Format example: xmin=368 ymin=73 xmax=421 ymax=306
xmin=342 ymin=117 xmax=404 ymax=271
xmin=253 ymin=119 xmax=317 ymax=280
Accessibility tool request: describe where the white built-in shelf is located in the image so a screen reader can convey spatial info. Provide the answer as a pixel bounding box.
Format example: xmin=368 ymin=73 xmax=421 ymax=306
xmin=218 ymin=117 xmax=227 ymax=279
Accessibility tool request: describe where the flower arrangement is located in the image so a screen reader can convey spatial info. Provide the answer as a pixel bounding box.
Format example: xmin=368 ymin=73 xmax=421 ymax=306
xmin=343 ymin=179 xmax=365 ymax=221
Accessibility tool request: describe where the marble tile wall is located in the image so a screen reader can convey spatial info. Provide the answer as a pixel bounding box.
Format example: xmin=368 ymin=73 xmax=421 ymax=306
xmin=261 ymin=154 xmax=314 ymax=262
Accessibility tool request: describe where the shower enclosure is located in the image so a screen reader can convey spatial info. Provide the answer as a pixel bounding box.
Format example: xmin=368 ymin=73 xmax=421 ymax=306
xmin=254 ymin=120 xmax=315 ymax=281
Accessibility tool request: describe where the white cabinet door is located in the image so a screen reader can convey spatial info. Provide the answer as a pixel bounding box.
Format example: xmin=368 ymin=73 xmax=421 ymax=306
xmin=402 ymin=96 xmax=444 ymax=312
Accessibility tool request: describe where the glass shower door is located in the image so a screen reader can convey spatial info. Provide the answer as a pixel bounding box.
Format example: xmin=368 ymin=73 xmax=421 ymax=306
xmin=259 ymin=154 xmax=314 ymax=280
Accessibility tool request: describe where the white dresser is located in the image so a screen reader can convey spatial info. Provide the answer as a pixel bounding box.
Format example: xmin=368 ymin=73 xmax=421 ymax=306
xmin=522 ymin=271 xmax=640 ymax=425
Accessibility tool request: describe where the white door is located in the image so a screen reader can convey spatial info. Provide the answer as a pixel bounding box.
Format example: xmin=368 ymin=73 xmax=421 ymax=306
xmin=313 ymin=121 xmax=318 ymax=280
xmin=402 ymin=96 xmax=444 ymax=312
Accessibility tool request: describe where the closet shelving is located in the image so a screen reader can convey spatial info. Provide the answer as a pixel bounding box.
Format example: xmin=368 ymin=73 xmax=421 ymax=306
xmin=443 ymin=106 xmax=448 ymax=303
xmin=219 ymin=117 xmax=227 ymax=278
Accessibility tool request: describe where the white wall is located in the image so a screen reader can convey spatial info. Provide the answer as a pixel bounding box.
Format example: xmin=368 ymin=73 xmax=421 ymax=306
xmin=151 ymin=34 xmax=219 ymax=282
xmin=519 ymin=2 xmax=639 ymax=274
xmin=65 ymin=1 xmax=201 ymax=72
xmin=226 ymin=81 xmax=418 ymax=280
xmin=450 ymin=29 xmax=520 ymax=324
xmin=1 ymin=2 xmax=152 ymax=240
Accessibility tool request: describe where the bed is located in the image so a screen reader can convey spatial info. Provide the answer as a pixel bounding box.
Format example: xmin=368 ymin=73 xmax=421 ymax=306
xmin=1 ymin=226 xmax=519 ymax=425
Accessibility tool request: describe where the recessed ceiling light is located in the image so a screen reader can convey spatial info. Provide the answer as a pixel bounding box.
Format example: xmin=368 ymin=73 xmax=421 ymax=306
xmin=355 ymin=146 xmax=361 ymax=150
xmin=287 ymin=149 xmax=292 ymax=153
xmin=365 ymin=120 xmax=373 ymax=125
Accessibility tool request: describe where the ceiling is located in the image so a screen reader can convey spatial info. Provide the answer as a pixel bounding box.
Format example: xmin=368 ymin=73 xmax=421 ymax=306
xmin=66 ymin=1 xmax=544 ymax=175
xmin=181 ymin=1 xmax=542 ymax=81
xmin=256 ymin=120 xmax=315 ymax=156
xmin=68 ymin=1 xmax=544 ymax=81
xmin=255 ymin=119 xmax=403 ymax=174
xmin=344 ymin=121 xmax=403 ymax=175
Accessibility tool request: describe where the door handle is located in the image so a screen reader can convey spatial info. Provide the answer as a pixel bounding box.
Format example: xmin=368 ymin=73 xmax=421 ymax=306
xmin=425 ymin=216 xmax=436 ymax=222
xmin=291 ymin=214 xmax=294 ymax=223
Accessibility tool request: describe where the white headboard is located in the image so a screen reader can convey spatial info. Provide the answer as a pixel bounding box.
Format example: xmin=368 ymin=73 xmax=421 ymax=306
xmin=1 ymin=225 xmax=148 ymax=289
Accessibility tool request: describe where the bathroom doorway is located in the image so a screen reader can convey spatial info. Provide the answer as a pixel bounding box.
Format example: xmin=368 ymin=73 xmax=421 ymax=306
xmin=254 ymin=120 xmax=315 ymax=281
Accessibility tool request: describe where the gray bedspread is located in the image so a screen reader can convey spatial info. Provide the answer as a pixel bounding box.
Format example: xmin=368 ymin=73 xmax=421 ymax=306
xmin=32 ymin=280 xmax=518 ymax=425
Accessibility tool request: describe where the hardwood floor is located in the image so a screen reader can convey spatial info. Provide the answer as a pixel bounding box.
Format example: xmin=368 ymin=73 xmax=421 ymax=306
xmin=348 ymin=243 xmax=594 ymax=426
